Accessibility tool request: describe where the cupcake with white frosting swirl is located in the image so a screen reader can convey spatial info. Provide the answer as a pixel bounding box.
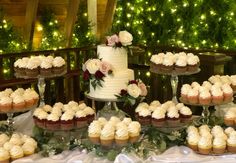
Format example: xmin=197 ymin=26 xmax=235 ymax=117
xmin=60 ymin=111 xmax=75 ymax=130
xmin=128 ymin=121 xmax=141 ymax=143
xmin=0 ymin=96 xmax=12 ymax=112
xmin=10 ymin=145 xmax=24 ymax=160
xmin=151 ymin=109 xmax=166 ymax=127
xmin=179 ymin=106 xmax=192 ymax=122
xmin=198 ymin=136 xmax=212 ymax=154
xmin=213 ymin=137 xmax=226 ymax=154
xmin=137 ymin=108 xmax=151 ymax=125
xmin=0 ymin=147 xmax=10 ymax=163
xmin=115 ymin=125 xmax=129 ymax=146
xmin=100 ymin=123 xmax=115 ymax=146
xmin=46 ymin=113 xmax=60 ymax=130
xmin=167 ymin=109 xmax=180 ymax=126
xmin=40 ymin=60 xmax=53 ymax=76
xmin=52 ymin=56 xmax=66 ymax=74
xmin=88 ymin=121 xmax=102 ymax=144
xmin=75 ymin=110 xmax=87 ymax=128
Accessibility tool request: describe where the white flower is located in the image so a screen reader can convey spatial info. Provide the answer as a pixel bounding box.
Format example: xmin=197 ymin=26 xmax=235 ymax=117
xmin=127 ymin=84 xmax=141 ymax=98
xmin=85 ymin=59 xmax=101 ymax=74
xmin=118 ymin=31 xmax=133 ymax=46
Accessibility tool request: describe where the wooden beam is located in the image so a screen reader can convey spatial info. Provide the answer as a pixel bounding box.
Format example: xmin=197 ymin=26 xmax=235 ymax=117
xmin=24 ymin=0 xmax=39 ymax=49
xmin=64 ymin=0 xmax=80 ymax=47
xmin=100 ymin=0 xmax=117 ymax=40
xmin=87 ymin=0 xmax=97 ymax=37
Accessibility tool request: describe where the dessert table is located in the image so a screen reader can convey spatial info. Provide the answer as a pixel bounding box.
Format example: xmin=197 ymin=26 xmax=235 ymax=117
xmin=7 ymin=111 xmax=236 ymax=163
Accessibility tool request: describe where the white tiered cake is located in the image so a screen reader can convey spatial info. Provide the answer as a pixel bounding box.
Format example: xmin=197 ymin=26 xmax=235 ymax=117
xmin=89 ymin=45 xmax=134 ymax=99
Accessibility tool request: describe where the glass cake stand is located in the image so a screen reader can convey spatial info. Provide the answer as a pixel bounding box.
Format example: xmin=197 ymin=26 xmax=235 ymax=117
xmin=85 ymin=93 xmax=126 ymax=119
xmin=150 ymin=68 xmax=200 ymax=103
xmin=15 ymin=70 xmax=66 ymax=106
xmin=180 ymin=97 xmax=233 ymax=124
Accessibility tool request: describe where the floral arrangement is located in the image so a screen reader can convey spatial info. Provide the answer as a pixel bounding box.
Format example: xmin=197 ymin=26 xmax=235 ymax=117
xmin=116 ymin=79 xmax=147 ymax=106
xmin=106 ymin=30 xmax=133 ymax=48
xmin=83 ymin=59 xmax=113 ymax=90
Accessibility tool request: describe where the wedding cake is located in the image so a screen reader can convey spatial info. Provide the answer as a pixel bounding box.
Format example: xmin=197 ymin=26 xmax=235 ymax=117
xmin=89 ymin=45 xmax=134 ymax=99
xmin=83 ymin=31 xmax=135 ymax=99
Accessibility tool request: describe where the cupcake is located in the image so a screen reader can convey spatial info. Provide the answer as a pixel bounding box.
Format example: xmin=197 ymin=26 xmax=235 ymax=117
xmin=224 ymin=111 xmax=235 ymax=126
xmin=52 ymin=57 xmax=66 ymax=74
xmin=221 ymin=84 xmax=233 ymax=102
xmin=40 ymin=60 xmax=53 ymax=76
xmin=0 ymin=97 xmax=12 ymax=113
xmin=97 ymin=117 xmax=108 ymax=127
xmin=150 ymin=54 xmax=163 ymax=71
xmin=175 ymin=57 xmax=187 ymax=73
xmin=128 ymin=121 xmax=141 ymax=143
xmin=0 ymin=134 xmax=9 ymax=147
xmin=137 ymin=109 xmax=151 ymax=125
xmin=17 ymin=59 xmax=27 ymax=75
xmin=60 ymin=111 xmax=75 ymax=130
xmin=211 ymin=125 xmax=224 ymax=136
xmin=213 ymin=137 xmax=226 ymax=154
xmin=199 ymin=90 xmax=212 ymax=105
xmin=161 ymin=56 xmax=174 ymax=73
xmin=202 ymin=81 xmax=212 ymax=90
xmin=83 ymin=107 xmax=95 ymax=124
xmin=3 ymin=142 xmax=14 ymax=151
xmin=75 ymin=110 xmax=87 ymax=128
xmin=12 ymin=95 xmax=25 ymax=111
xmin=211 ymin=88 xmax=223 ymax=104
xmin=88 ymin=121 xmax=101 ymax=144
xmin=24 ymin=137 xmax=37 ymax=149
xmin=0 ymin=147 xmax=10 ymax=163
xmin=9 ymin=135 xmax=23 ymax=146
xmin=225 ymin=127 xmax=235 ymax=136
xmin=100 ymin=124 xmax=115 ymax=146
xmin=23 ymin=93 xmax=35 ymax=108
xmin=33 ymin=109 xmax=48 ymax=128
xmin=115 ymin=125 xmax=129 ymax=146
xmin=122 ymin=117 xmax=132 ymax=126
xmin=187 ymin=133 xmax=200 ymax=151
xmin=230 ymin=75 xmax=236 ymax=91
xmin=25 ymin=59 xmax=39 ymax=77
xmin=135 ymin=102 xmax=149 ymax=118
xmin=187 ymin=55 xmax=199 ymax=72
xmin=21 ymin=143 xmax=36 ymax=156
xmin=181 ymin=84 xmax=192 ymax=102
xmin=151 ymin=109 xmax=166 ymax=127
xmin=166 ymin=109 xmax=180 ymax=126
xmin=46 ymin=113 xmax=60 ymax=130
xmin=187 ymin=89 xmax=199 ymax=104
xmin=9 ymin=145 xmax=24 ymax=160
xmin=227 ymin=131 xmax=236 ymax=153
xmin=175 ymin=103 xmax=185 ymax=111
xmin=198 ymin=137 xmax=212 ymax=154
xmin=150 ymin=100 xmax=161 ymax=107
xmin=179 ymin=106 xmax=192 ymax=123
xmin=78 ymin=103 xmax=87 ymax=110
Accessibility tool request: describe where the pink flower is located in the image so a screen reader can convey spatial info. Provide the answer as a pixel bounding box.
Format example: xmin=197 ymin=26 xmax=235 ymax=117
xmin=138 ymin=82 xmax=147 ymax=96
xmin=106 ymin=34 xmax=119 ymax=46
xmin=99 ymin=61 xmax=112 ymax=74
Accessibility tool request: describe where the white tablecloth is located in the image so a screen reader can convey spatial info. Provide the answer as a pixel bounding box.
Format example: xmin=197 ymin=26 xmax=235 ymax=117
xmin=10 ymin=112 xmax=236 ymax=163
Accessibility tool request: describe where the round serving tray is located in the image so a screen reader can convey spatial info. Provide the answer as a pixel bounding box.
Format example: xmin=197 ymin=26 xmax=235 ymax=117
xmin=150 ymin=68 xmax=201 ymax=76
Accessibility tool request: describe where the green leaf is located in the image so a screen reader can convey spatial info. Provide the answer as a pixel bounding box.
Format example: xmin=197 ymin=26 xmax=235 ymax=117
xmin=159 ymin=140 xmax=166 ymax=152
xmin=107 ymin=150 xmax=119 ymax=161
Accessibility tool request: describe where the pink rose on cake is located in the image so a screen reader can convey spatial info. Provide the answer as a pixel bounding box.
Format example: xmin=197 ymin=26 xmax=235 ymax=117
xmin=116 ymin=79 xmax=147 ymax=106
xmin=106 ymin=34 xmax=119 ymax=46
xmin=83 ymin=59 xmax=113 ymax=90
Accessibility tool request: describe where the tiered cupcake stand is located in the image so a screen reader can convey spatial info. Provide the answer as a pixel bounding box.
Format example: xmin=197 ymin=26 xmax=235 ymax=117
xmin=15 ymin=70 xmax=66 ymax=106
xmin=149 ymin=68 xmax=200 ymax=103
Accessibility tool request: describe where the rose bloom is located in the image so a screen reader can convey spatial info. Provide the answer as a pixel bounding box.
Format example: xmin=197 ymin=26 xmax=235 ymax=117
xmin=119 ymin=31 xmax=133 ymax=46
xmin=106 ymin=34 xmax=119 ymax=46
xmin=86 ymin=59 xmax=101 ymax=74
xmin=127 ymin=84 xmax=141 ymax=98
xmin=99 ymin=61 xmax=112 ymax=74
xmin=138 ymin=82 xmax=147 ymax=96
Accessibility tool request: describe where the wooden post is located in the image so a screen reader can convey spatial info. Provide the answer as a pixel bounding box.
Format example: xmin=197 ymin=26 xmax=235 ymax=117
xmin=100 ymin=0 xmax=117 ymax=40
xmin=24 ymin=0 xmax=39 ymax=50
xmin=64 ymin=0 xmax=80 ymax=47
xmin=87 ymin=0 xmax=97 ymax=36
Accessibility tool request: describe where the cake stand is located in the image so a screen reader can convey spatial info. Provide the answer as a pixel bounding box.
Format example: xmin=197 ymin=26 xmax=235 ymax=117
xmin=179 ymin=97 xmax=233 ymax=124
xmin=15 ymin=70 xmax=66 ymax=106
xmin=85 ymin=93 xmax=126 ymax=119
xmin=150 ymin=68 xmax=200 ymax=103
xmin=0 ymin=104 xmax=37 ymax=132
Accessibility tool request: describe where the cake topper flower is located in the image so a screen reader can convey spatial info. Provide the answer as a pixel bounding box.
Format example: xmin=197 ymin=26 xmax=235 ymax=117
xmin=106 ymin=30 xmax=133 ymax=48
xmin=83 ymin=59 xmax=113 ymax=90
xmin=116 ymin=79 xmax=147 ymax=106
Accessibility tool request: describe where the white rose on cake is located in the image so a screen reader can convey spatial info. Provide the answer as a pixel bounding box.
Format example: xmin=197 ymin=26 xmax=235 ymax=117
xmin=119 ymin=31 xmax=133 ymax=46
xmin=86 ymin=59 xmax=101 ymax=74
xmin=127 ymin=84 xmax=141 ymax=98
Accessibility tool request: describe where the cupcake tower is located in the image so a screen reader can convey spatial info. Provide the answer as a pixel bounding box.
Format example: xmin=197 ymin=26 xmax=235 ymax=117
xmin=33 ymin=101 xmax=95 ymax=130
xmin=0 ymin=88 xmax=39 ymax=113
xmin=135 ymin=101 xmax=192 ymax=127
xmin=88 ymin=116 xmax=141 ymax=147
xmin=150 ymin=52 xmax=200 ymax=73
xmin=14 ymin=56 xmax=66 ymax=77
xmin=181 ymin=81 xmax=233 ymax=105
xmin=209 ymin=75 xmax=236 ymax=92
xmin=224 ymin=107 xmax=236 ymax=126
xmin=0 ymin=133 xmax=37 ymax=162
xmin=187 ymin=125 xmax=236 ymax=154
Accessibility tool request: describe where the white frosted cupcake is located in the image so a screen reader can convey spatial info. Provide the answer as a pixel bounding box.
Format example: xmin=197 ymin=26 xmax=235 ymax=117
xmin=88 ymin=121 xmax=101 ymax=144
xmin=0 ymin=134 xmax=9 ymax=147
xmin=187 ymin=133 xmax=200 ymax=151
xmin=198 ymin=137 xmax=212 ymax=154
xmin=97 ymin=117 xmax=107 ymax=127
xmin=0 ymin=147 xmax=10 ymax=163
xmin=60 ymin=112 xmax=75 ymax=130
xmin=75 ymin=110 xmax=87 ymax=128
xmin=179 ymin=106 xmax=192 ymax=122
xmin=227 ymin=131 xmax=236 ymax=153
xmin=150 ymin=100 xmax=161 ymax=107
xmin=167 ymin=109 xmax=180 ymax=126
xmin=213 ymin=137 xmax=226 ymax=154
xmin=152 ymin=109 xmax=166 ymax=127
xmin=0 ymin=96 xmax=12 ymax=112
xmin=12 ymin=95 xmax=25 ymax=111
xmin=46 ymin=113 xmax=60 ymax=130
xmin=100 ymin=124 xmax=115 ymax=146
xmin=211 ymin=88 xmax=223 ymax=104
xmin=22 ymin=142 xmax=36 ymax=156
xmin=10 ymin=145 xmax=24 ymax=160
xmin=115 ymin=125 xmax=129 ymax=146
xmin=225 ymin=127 xmax=235 ymax=136
xmin=221 ymin=84 xmax=233 ymax=102
xmin=52 ymin=56 xmax=66 ymax=74
xmin=128 ymin=121 xmax=141 ymax=143
xmin=83 ymin=107 xmax=95 ymax=124
xmin=187 ymin=88 xmax=198 ymax=104
xmin=137 ymin=108 xmax=151 ymax=125
xmin=122 ymin=117 xmax=132 ymax=126
xmin=199 ymin=90 xmax=211 ymax=105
